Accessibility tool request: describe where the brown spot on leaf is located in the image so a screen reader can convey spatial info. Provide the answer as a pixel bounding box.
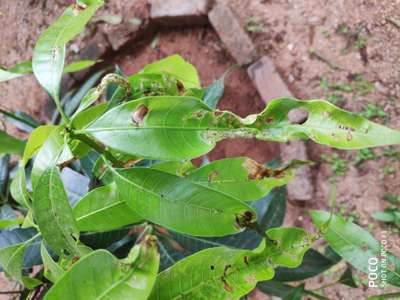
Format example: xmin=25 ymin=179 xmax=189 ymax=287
xmin=210 ymin=265 xmax=215 ymax=270
xmin=72 ymin=3 xmax=87 ymax=15
xmin=176 ymin=80 xmax=185 ymax=94
xmin=244 ymin=256 xmax=249 ymax=266
xmin=214 ymin=110 xmax=223 ymax=117
xmin=346 ymin=131 xmax=353 ymax=141
xmin=223 ymin=264 xmax=232 ymax=276
xmin=265 ymin=117 xmax=274 ymax=124
xmin=207 ymin=170 xmax=219 ymax=182
xmin=243 ymin=159 xmax=272 ymax=180
xmin=221 ymin=277 xmax=234 ymax=293
xmin=132 ymin=105 xmax=148 ymax=125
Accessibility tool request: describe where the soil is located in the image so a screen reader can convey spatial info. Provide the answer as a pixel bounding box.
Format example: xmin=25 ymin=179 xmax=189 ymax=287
xmin=1 ymin=0 xmax=400 ymax=299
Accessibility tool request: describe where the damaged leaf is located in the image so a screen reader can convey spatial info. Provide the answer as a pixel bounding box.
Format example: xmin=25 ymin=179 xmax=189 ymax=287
xmin=44 ymin=236 xmax=159 ymax=300
xmin=111 ymin=166 xmax=256 ymax=237
xmin=80 ymin=96 xmax=400 ymax=161
xmin=150 ymin=227 xmax=311 ymax=300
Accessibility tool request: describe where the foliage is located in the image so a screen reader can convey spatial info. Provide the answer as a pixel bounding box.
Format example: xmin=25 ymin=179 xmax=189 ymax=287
xmin=1 ymin=2 xmax=400 ymax=299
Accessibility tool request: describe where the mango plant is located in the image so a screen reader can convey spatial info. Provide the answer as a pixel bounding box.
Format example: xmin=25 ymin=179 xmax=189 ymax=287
xmin=1 ymin=1 xmax=400 ymax=299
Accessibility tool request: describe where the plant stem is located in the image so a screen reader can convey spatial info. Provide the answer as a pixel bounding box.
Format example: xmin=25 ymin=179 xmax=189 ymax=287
xmin=70 ymin=132 xmax=121 ymax=166
xmin=54 ymin=95 xmax=70 ymax=126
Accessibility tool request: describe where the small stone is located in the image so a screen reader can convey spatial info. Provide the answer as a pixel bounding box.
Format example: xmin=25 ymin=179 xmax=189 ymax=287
xmin=209 ymin=2 xmax=258 ymax=66
xmin=150 ymin=0 xmax=211 ymax=26
xmin=247 ymin=56 xmax=291 ymax=101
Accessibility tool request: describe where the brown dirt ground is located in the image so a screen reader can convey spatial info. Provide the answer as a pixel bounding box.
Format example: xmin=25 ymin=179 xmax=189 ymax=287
xmin=1 ymin=0 xmax=400 ymax=299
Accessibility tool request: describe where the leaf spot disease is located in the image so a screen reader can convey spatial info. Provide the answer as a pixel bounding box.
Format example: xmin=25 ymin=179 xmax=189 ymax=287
xmin=221 ymin=277 xmax=234 ymax=293
xmin=207 ymin=170 xmax=219 ymax=182
xmin=132 ymin=105 xmax=148 ymax=125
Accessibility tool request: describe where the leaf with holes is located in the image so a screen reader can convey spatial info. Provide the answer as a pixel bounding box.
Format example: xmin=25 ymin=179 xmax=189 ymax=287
xmin=150 ymin=227 xmax=311 ymax=300
xmin=33 ymin=167 xmax=80 ymax=257
xmin=111 ymin=166 xmax=256 ymax=237
xmin=73 ymin=183 xmax=142 ymax=232
xmin=80 ymin=96 xmax=400 ymax=161
xmin=44 ymin=236 xmax=159 ymax=300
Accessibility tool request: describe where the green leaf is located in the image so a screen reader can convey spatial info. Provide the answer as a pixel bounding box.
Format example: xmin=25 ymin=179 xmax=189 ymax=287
xmin=0 ymin=61 xmax=32 ymax=82
xmin=73 ymin=183 xmax=142 ymax=232
xmin=186 ymin=157 xmax=295 ymax=201
xmin=371 ymin=211 xmax=395 ymax=222
xmin=311 ymin=210 xmax=400 ymax=287
xmin=283 ymin=283 xmax=305 ymax=300
xmin=63 ymin=59 xmax=100 ymax=73
xmin=31 ymin=128 xmax=73 ymax=188
xmin=0 ymin=219 xmax=23 ymax=230
xmin=33 ymin=167 xmax=80 ymax=257
xmin=0 ymin=233 xmax=41 ymax=288
xmin=22 ymin=125 xmax=58 ymax=164
xmin=81 ymin=96 xmax=400 ymax=161
xmin=339 ymin=266 xmax=358 ymax=288
xmin=256 ymin=97 xmax=400 ymax=149
xmin=0 ymin=130 xmax=25 ymax=155
xmin=258 ymin=187 xmax=286 ymax=231
xmin=112 ymin=166 xmax=256 ymax=236
xmin=274 ymin=248 xmax=339 ymax=282
xmin=32 ymin=0 xmax=103 ymax=102
xmin=142 ymin=55 xmax=200 ymax=89
xmin=150 ymin=227 xmax=311 ymax=300
xmin=44 ymin=236 xmax=159 ymax=300
xmin=203 ymin=67 xmax=234 ymax=108
xmin=367 ymin=292 xmax=400 ymax=300
xmin=40 ymin=243 xmax=64 ymax=283
xmin=10 ymin=163 xmax=31 ymax=208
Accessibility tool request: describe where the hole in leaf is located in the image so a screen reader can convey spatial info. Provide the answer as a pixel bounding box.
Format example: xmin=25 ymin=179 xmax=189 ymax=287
xmin=288 ymin=108 xmax=308 ymax=125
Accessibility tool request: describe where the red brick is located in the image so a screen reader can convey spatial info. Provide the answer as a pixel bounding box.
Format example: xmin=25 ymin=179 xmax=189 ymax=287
xmin=209 ymin=2 xmax=258 ymax=66
xmin=150 ymin=0 xmax=211 ymax=26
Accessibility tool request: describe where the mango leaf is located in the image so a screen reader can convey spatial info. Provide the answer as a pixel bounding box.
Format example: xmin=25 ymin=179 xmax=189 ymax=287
xmin=111 ymin=166 xmax=256 ymax=237
xmin=339 ymin=266 xmax=358 ymax=288
xmin=150 ymin=227 xmax=311 ymax=300
xmin=0 ymin=233 xmax=41 ymax=288
xmin=274 ymin=248 xmax=339 ymax=282
xmin=63 ymin=59 xmax=100 ymax=73
xmin=32 ymin=0 xmax=103 ymax=102
xmin=142 ymin=55 xmax=200 ymax=89
xmin=80 ymin=97 xmax=400 ymax=161
xmin=203 ymin=66 xmax=234 ymax=108
xmin=128 ymin=73 xmax=183 ymax=100
xmin=258 ymin=281 xmax=330 ymax=300
xmin=44 ymin=236 xmax=159 ymax=300
xmin=186 ymin=157 xmax=296 ymax=201
xmin=0 ymin=61 xmax=32 ymax=82
xmin=367 ymin=292 xmax=400 ymax=300
xmin=0 ymin=205 xmax=23 ymax=229
xmin=33 ymin=167 xmax=80 ymax=257
xmin=311 ymin=210 xmax=400 ymax=287
xmin=31 ymin=128 xmax=73 ymax=188
xmin=23 ymin=125 xmax=58 ymax=165
xmin=154 ymin=188 xmax=284 ymax=270
xmin=0 ymin=130 xmax=25 ymax=155
xmin=10 ymin=162 xmax=31 ymax=208
xmin=73 ymin=183 xmax=142 ymax=232
xmin=283 ymin=283 xmax=305 ymax=300
xmin=40 ymin=243 xmax=64 ymax=283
